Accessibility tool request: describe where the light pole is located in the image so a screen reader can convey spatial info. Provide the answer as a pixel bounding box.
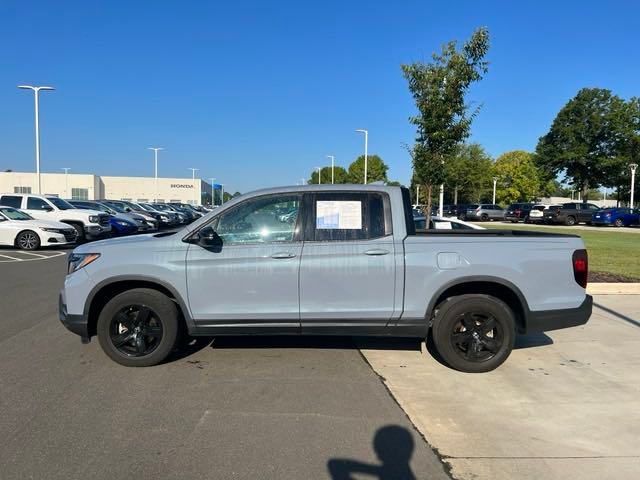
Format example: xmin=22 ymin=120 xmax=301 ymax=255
xmin=210 ymin=177 xmax=216 ymax=206
xmin=188 ymin=168 xmax=199 ymax=205
xmin=300 ymin=178 xmax=307 ymax=186
xmin=327 ymin=155 xmax=335 ymax=184
xmin=355 ymin=129 xmax=368 ymax=184
xmin=18 ymin=85 xmax=55 ymax=194
xmin=316 ymin=167 xmax=322 ymax=184
xmin=492 ymin=177 xmax=498 ymax=205
xmin=220 ymin=184 xmax=225 ymax=204
xmin=61 ymin=168 xmax=71 ymax=198
xmin=416 ymin=185 xmax=420 ymax=206
xmin=148 ymin=147 xmax=163 ymax=202
xmin=630 ymin=163 xmax=638 ymax=208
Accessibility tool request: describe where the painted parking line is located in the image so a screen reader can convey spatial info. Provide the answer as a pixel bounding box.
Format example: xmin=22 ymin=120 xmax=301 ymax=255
xmin=0 ymin=253 xmax=24 ymax=261
xmin=0 ymin=251 xmax=67 ymax=263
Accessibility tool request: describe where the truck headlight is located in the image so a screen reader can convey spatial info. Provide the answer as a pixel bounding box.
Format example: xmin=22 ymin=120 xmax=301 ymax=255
xmin=68 ymin=253 xmax=101 ymax=274
xmin=89 ymin=215 xmax=100 ymax=223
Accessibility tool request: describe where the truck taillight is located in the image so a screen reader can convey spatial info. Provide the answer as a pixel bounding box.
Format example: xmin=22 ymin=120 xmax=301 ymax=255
xmin=572 ymin=249 xmax=588 ymax=288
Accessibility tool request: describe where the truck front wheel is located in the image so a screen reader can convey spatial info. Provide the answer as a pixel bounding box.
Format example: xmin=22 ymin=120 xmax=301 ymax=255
xmin=431 ymin=294 xmax=515 ymax=373
xmin=97 ymin=288 xmax=179 ymax=367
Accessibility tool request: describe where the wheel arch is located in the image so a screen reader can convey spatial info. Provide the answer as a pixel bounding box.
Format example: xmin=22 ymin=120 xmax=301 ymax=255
xmin=83 ymin=276 xmax=194 ymax=338
xmin=426 ymin=276 xmax=530 ymax=334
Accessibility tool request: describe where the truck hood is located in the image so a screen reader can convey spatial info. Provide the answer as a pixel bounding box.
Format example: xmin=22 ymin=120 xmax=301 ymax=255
xmin=73 ymin=231 xmax=179 ymax=253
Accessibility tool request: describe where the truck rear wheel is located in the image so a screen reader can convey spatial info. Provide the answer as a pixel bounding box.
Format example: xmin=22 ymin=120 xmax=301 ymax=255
xmin=431 ymin=294 xmax=515 ymax=373
xmin=97 ymin=288 xmax=179 ymax=367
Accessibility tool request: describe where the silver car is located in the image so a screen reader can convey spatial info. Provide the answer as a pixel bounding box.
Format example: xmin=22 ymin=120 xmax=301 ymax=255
xmin=465 ymin=203 xmax=505 ymax=221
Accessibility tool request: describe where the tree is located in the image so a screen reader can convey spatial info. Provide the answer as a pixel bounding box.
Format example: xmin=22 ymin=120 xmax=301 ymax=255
xmin=347 ymin=155 xmax=388 ymax=184
xmin=492 ymin=151 xmax=543 ymax=204
xmin=308 ymin=165 xmax=349 ymax=184
xmin=401 ymin=27 xmax=490 ymax=223
xmin=443 ymin=143 xmax=493 ymax=204
xmin=535 ymin=88 xmax=633 ymax=200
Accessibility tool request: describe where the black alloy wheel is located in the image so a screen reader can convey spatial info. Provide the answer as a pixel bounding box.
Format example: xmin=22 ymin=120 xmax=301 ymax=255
xmin=431 ymin=294 xmax=515 ymax=373
xmin=109 ymin=305 xmax=163 ymax=357
xmin=449 ymin=311 xmax=502 ymax=363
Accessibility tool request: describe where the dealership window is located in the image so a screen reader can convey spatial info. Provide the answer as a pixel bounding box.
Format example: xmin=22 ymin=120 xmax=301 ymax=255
xmin=156 ymin=199 xmax=165 ymax=203
xmin=13 ymin=186 xmax=31 ymax=194
xmin=170 ymin=199 xmax=180 ymax=203
xmin=71 ymin=188 xmax=89 ymax=200
xmin=121 ymin=198 xmax=132 ymax=201
xmin=138 ymin=198 xmax=148 ymax=202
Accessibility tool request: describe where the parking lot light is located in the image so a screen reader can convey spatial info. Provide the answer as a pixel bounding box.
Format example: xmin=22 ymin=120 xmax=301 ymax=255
xmin=355 ymin=129 xmax=368 ymax=184
xmin=148 ymin=147 xmax=164 ymax=203
xmin=327 ymin=155 xmax=335 ymax=184
xmin=492 ymin=177 xmax=498 ymax=205
xmin=316 ymin=167 xmax=322 ymax=184
xmin=630 ymin=163 xmax=638 ymax=208
xmin=18 ymin=85 xmax=55 ymax=194
xmin=188 ymin=168 xmax=199 ymax=205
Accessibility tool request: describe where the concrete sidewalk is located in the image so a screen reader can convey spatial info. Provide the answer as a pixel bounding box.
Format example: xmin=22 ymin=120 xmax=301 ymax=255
xmin=359 ymin=295 xmax=640 ymax=480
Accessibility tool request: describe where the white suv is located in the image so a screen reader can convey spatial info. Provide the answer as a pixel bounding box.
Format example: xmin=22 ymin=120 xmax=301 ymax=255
xmin=0 ymin=194 xmax=111 ymax=241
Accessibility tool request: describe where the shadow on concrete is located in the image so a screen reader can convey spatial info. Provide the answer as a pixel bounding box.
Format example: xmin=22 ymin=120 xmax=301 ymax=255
xmin=327 ymin=425 xmax=417 ymax=480
xmin=594 ymin=302 xmax=640 ymax=328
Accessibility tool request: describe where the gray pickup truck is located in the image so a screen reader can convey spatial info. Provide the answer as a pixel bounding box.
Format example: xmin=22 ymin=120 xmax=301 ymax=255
xmin=60 ymin=185 xmax=592 ymax=372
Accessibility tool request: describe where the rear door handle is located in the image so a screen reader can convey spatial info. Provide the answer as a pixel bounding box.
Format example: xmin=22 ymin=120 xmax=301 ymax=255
xmin=364 ymin=249 xmax=390 ymax=256
xmin=271 ymin=252 xmax=297 ymax=259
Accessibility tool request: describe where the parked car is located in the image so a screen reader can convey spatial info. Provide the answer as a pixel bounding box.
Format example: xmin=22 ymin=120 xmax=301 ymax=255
xmin=464 ymin=204 xmax=505 ymax=221
xmin=147 ymin=203 xmax=184 ymax=225
xmin=0 ymin=206 xmax=77 ymax=250
xmin=591 ymin=208 xmax=640 ymax=227
xmin=60 ymin=185 xmax=591 ymax=373
xmin=504 ymin=203 xmax=535 ymax=223
xmin=413 ymin=211 xmax=484 ymax=231
xmin=544 ymin=202 xmax=601 ymax=226
xmin=0 ymin=193 xmax=110 ymax=242
xmin=68 ymin=200 xmax=154 ymax=234
xmin=102 ymin=200 xmax=168 ymax=229
xmin=528 ymin=204 xmax=557 ymax=224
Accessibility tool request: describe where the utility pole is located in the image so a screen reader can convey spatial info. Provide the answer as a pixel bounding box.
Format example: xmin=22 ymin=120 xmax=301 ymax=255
xmin=61 ymin=168 xmax=71 ymax=198
xmin=148 ymin=147 xmax=164 ymax=202
xmin=327 ymin=155 xmax=335 ymax=184
xmin=630 ymin=163 xmax=638 ymax=208
xmin=355 ymin=129 xmax=368 ymax=184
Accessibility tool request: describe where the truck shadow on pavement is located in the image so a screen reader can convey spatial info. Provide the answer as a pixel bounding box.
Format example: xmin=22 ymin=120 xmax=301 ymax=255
xmin=327 ymin=424 xmax=417 ymax=480
xmin=207 ymin=335 xmax=423 ymax=351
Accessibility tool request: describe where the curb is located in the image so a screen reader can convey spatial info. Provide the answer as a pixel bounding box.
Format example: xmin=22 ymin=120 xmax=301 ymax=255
xmin=587 ymin=283 xmax=640 ymax=295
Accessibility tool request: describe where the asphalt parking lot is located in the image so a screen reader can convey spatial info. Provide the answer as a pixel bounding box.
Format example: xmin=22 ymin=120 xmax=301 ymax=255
xmin=0 ymin=252 xmax=449 ymax=480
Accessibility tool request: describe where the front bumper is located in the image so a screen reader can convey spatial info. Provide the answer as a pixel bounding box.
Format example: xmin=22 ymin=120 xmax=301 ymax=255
xmin=526 ymin=295 xmax=592 ymax=333
xmin=85 ymin=224 xmax=112 ymax=239
xmin=59 ymin=293 xmax=90 ymax=341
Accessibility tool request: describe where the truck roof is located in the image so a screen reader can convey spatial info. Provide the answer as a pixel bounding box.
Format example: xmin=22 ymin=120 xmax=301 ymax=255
xmin=238 ymin=184 xmax=402 ymax=197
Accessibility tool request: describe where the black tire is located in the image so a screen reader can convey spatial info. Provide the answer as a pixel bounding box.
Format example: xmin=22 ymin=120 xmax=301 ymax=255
xmin=565 ymin=216 xmax=576 ymax=226
xmin=614 ymin=218 xmax=624 ymax=227
xmin=431 ymin=294 xmax=516 ymax=373
xmin=480 ymin=214 xmax=489 ymax=222
xmin=16 ymin=230 xmax=41 ymax=250
xmin=524 ymin=216 xmax=530 ymax=224
xmin=69 ymin=223 xmax=86 ymax=243
xmin=97 ymin=288 xmax=179 ymax=367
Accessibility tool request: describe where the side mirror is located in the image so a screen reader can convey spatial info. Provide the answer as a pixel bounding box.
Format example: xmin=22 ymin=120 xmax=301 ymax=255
xmin=125 ymin=207 xmax=132 ymax=212
xmin=41 ymin=204 xmax=53 ymax=211
xmin=197 ymin=226 xmax=222 ymax=248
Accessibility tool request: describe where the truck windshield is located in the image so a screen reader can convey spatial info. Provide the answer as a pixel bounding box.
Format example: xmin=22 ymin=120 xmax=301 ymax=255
xmin=48 ymin=197 xmax=74 ymax=210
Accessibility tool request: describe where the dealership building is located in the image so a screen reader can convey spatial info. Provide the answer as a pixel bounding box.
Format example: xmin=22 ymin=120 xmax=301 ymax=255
xmin=0 ymin=171 xmax=208 ymax=205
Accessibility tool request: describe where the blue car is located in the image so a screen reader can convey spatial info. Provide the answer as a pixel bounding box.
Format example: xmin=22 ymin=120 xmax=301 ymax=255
xmin=591 ymin=208 xmax=640 ymax=227
xmin=109 ymin=216 xmax=138 ymax=235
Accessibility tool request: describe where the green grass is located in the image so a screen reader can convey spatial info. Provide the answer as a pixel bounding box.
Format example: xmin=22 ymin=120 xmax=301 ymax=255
xmin=482 ymin=223 xmax=640 ymax=280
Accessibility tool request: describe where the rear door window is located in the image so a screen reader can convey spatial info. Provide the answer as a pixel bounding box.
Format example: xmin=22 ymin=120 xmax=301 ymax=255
xmin=309 ymin=192 xmax=390 ymax=241
xmin=0 ymin=195 xmax=23 ymax=208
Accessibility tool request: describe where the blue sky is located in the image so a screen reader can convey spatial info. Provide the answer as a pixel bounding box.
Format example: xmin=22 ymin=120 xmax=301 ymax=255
xmin=1 ymin=0 xmax=639 ymax=193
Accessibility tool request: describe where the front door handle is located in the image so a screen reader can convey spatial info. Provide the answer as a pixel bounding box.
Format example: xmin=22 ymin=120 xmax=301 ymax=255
xmin=364 ymin=249 xmax=390 ymax=256
xmin=271 ymin=252 xmax=297 ymax=259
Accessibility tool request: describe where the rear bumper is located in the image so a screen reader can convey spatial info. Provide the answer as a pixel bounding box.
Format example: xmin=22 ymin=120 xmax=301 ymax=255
xmin=526 ymin=295 xmax=592 ymax=333
xmin=59 ymin=293 xmax=90 ymax=341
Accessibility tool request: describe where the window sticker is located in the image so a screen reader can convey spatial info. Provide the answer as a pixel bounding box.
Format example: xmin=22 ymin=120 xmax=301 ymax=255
xmin=316 ymin=201 xmax=362 ymax=229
